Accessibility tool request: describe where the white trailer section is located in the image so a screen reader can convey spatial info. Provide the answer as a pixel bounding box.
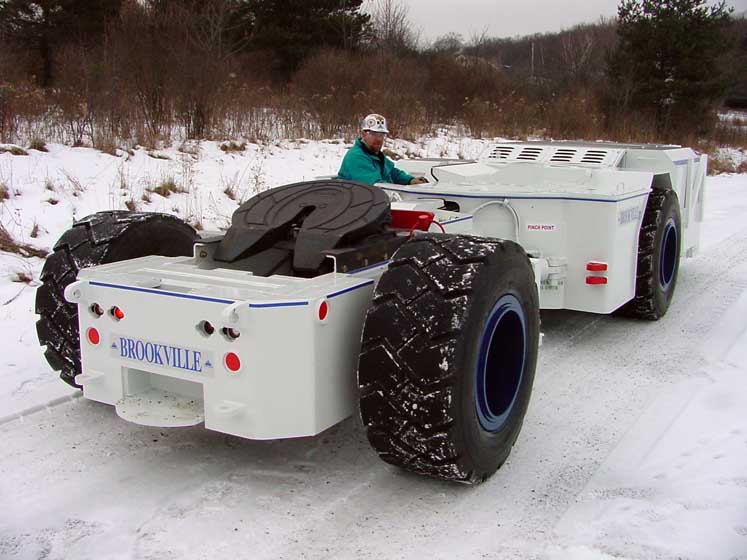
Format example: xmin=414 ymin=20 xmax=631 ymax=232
xmin=390 ymin=142 xmax=706 ymax=313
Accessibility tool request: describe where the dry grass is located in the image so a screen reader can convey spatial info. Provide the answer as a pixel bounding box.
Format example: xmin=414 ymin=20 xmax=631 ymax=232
xmin=148 ymin=178 xmax=183 ymax=197
xmin=147 ymin=151 xmax=171 ymax=160
xmin=45 ymin=198 xmax=60 ymax=205
xmin=30 ymin=222 xmax=40 ymax=238
xmin=706 ymin=152 xmax=734 ymax=174
xmin=702 ymin=147 xmax=747 ymax=175
xmin=62 ymin=170 xmax=85 ymax=196
xmin=141 ymin=191 xmax=152 ymax=203
xmin=0 ymin=223 xmax=48 ymax=258
xmin=0 ymin=183 xmax=9 ymax=201
xmin=12 ymin=271 xmax=33 ymax=284
xmin=178 ymin=142 xmax=201 ymax=156
xmin=124 ymin=199 xmax=138 ymax=211
xmin=0 ymin=145 xmax=28 ymax=156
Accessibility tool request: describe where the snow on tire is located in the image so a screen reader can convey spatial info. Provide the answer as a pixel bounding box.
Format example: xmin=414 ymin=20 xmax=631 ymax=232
xmin=618 ymin=189 xmax=681 ymax=320
xmin=35 ymin=211 xmax=197 ymax=387
xmin=358 ymin=234 xmax=540 ymax=484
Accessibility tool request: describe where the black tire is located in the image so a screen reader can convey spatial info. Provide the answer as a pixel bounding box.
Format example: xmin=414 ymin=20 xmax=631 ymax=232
xmin=358 ymin=234 xmax=540 ymax=484
xmin=618 ymin=189 xmax=681 ymax=320
xmin=35 ymin=211 xmax=197 ymax=387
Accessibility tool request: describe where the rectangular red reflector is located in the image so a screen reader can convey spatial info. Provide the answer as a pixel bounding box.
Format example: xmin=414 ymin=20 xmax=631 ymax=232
xmin=586 ymin=262 xmax=608 ymax=272
xmin=586 ymin=276 xmax=608 ymax=285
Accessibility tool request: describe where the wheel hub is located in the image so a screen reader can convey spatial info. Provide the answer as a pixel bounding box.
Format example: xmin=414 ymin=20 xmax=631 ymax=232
xmin=475 ymin=294 xmax=527 ymax=433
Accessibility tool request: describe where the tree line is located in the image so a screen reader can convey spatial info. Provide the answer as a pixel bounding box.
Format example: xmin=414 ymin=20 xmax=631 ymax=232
xmin=0 ymin=0 xmax=744 ymax=148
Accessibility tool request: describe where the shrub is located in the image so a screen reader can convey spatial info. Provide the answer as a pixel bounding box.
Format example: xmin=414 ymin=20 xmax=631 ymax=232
xmin=220 ymin=141 xmax=246 ymax=153
xmin=95 ymin=134 xmax=119 ymax=156
xmin=29 ymin=137 xmax=48 ymax=151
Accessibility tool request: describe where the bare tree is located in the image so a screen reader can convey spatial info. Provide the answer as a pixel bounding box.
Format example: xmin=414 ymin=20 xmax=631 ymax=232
xmin=560 ymin=27 xmax=594 ymax=83
xmin=366 ymin=0 xmax=419 ymax=54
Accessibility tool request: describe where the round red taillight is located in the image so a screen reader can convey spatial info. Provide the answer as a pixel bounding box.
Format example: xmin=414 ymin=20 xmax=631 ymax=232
xmin=224 ymin=352 xmax=241 ymax=372
xmin=87 ymin=327 xmax=100 ymax=345
xmin=111 ymin=306 xmax=125 ymax=320
xmin=318 ymin=300 xmax=329 ymax=321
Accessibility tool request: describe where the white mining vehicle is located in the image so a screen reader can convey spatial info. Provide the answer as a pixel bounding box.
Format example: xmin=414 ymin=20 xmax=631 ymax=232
xmin=35 ymin=141 xmax=706 ymax=484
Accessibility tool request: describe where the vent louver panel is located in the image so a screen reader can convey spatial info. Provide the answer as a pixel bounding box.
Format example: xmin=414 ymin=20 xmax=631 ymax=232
xmin=488 ymin=145 xmax=515 ymax=160
xmin=481 ymin=143 xmax=621 ymax=167
xmin=580 ymin=150 xmax=607 ymax=164
xmin=517 ymin=147 xmax=543 ymax=161
xmin=550 ymin=149 xmax=577 ymax=162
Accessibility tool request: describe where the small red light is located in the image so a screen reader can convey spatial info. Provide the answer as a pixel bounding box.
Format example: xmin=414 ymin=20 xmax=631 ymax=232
xmin=224 ymin=352 xmax=241 ymax=372
xmin=586 ymin=276 xmax=608 ymax=285
xmin=87 ymin=327 xmax=100 ymax=345
xmin=318 ymin=300 xmax=329 ymax=321
xmin=587 ymin=262 xmax=608 ymax=272
xmin=111 ymin=306 xmax=125 ymax=320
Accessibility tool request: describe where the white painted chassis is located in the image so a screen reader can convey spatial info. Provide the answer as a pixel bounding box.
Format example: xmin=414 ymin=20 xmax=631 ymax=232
xmin=64 ymin=142 xmax=705 ymax=440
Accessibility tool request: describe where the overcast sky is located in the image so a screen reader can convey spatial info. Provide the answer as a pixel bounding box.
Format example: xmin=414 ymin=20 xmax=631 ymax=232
xmin=399 ymin=0 xmax=747 ymax=42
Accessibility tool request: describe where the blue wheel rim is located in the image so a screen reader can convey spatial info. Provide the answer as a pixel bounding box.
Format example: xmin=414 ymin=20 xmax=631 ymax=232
xmin=475 ymin=294 xmax=527 ymax=433
xmin=659 ymin=218 xmax=678 ymax=290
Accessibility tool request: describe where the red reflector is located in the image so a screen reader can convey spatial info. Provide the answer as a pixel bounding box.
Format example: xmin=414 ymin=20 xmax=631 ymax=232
xmin=224 ymin=352 xmax=241 ymax=372
xmin=318 ymin=300 xmax=329 ymax=321
xmin=111 ymin=306 xmax=125 ymax=320
xmin=586 ymin=262 xmax=608 ymax=272
xmin=87 ymin=327 xmax=100 ymax=345
xmin=586 ymin=276 xmax=608 ymax=285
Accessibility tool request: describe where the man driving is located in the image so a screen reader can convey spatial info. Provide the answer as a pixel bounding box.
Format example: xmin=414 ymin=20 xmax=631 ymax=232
xmin=337 ymin=114 xmax=429 ymax=186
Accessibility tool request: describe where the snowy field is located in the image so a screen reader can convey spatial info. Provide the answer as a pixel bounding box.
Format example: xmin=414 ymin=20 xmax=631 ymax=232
xmin=0 ymin=138 xmax=746 ymax=559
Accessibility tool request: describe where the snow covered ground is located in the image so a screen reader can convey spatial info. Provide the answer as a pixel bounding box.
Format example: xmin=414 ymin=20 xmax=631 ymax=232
xmin=0 ymin=138 xmax=745 ymax=559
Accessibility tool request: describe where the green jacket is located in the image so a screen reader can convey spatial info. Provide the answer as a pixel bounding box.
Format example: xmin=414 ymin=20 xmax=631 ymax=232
xmin=337 ymin=138 xmax=414 ymax=186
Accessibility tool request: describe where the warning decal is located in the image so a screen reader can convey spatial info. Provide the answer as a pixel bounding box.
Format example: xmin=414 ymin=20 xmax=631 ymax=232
xmin=526 ymin=224 xmax=557 ymax=232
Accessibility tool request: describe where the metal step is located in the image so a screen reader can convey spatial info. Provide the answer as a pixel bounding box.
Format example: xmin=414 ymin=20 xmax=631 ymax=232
xmin=115 ymin=388 xmax=204 ymax=427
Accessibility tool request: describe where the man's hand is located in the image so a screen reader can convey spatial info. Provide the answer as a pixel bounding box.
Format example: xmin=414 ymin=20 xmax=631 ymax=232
xmin=409 ymin=176 xmax=429 ymax=185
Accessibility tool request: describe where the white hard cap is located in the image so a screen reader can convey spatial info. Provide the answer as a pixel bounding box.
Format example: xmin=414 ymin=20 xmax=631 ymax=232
xmin=361 ymin=113 xmax=389 ymax=134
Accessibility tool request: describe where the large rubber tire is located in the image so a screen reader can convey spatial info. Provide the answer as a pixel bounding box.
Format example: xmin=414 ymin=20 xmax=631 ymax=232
xmin=35 ymin=211 xmax=197 ymax=387
xmin=618 ymin=189 xmax=681 ymax=320
xmin=358 ymin=234 xmax=540 ymax=484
